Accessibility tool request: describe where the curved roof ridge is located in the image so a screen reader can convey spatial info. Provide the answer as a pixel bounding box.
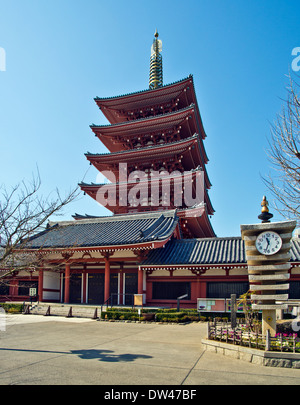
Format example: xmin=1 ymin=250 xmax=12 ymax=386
xmin=90 ymin=103 xmax=196 ymax=129
xmin=79 ymin=166 xmax=205 ymax=188
xmin=140 ymin=214 xmax=166 ymax=238
xmin=23 ymin=210 xmax=179 ymax=249
xmin=49 ymin=208 xmax=177 ymax=227
xmin=94 ymin=76 xmax=193 ymax=102
xmin=85 ymin=134 xmax=199 ymax=157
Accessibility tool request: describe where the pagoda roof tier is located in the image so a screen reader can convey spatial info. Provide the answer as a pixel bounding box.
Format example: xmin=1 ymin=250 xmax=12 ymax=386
xmin=94 ymin=76 xmax=204 ymax=126
xmin=91 ymin=105 xmax=208 ymax=158
xmin=85 ymin=134 xmax=211 ymax=189
xmin=23 ymin=210 xmax=179 ymax=252
xmin=73 ymin=204 xmax=214 ymax=238
xmin=79 ymin=168 xmax=214 ymax=216
xmin=72 ymin=204 xmax=215 ymax=239
xmin=177 ymin=204 xmax=215 ymax=238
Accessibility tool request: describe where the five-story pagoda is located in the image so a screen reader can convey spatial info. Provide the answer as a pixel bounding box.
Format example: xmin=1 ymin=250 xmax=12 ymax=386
xmin=79 ymin=31 xmax=215 ymax=238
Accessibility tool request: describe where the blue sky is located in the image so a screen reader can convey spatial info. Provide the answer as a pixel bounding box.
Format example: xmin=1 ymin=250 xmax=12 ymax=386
xmin=0 ymin=0 xmax=299 ymax=237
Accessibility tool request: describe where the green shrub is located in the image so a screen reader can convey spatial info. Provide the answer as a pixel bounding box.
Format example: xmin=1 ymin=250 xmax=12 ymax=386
xmin=155 ymin=312 xmax=185 ymax=323
xmin=101 ymin=310 xmax=140 ymax=321
xmin=0 ymin=303 xmax=24 ymax=313
xmin=181 ymin=314 xmax=200 ymax=322
xmin=156 ymin=308 xmax=178 ymax=313
xmin=106 ymin=308 xmax=138 ymax=313
xmin=7 ymin=307 xmax=20 ymax=314
xmin=100 ymin=308 xmax=202 ymax=323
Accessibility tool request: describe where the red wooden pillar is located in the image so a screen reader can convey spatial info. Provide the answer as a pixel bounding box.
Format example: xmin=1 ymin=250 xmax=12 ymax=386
xmin=135 ymin=250 xmax=146 ymax=304
xmin=9 ymin=278 xmax=18 ymax=299
xmin=38 ymin=268 xmax=43 ymax=302
xmin=82 ymin=269 xmax=87 ymax=304
xmin=200 ymin=281 xmax=207 ymax=298
xmin=64 ymin=263 xmax=70 ymax=304
xmin=104 ymin=254 xmax=111 ymax=303
xmin=119 ymin=266 xmax=124 ymax=305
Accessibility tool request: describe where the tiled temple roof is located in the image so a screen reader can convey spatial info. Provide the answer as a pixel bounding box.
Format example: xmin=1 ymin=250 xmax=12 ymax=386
xmin=24 ymin=210 xmax=178 ymax=250
xmin=141 ymin=237 xmax=300 ymax=266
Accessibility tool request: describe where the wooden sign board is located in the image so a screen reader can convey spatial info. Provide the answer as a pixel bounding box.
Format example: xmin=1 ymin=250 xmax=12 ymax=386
xmin=134 ymin=294 xmax=143 ymax=307
xmin=197 ymin=298 xmax=226 ymax=312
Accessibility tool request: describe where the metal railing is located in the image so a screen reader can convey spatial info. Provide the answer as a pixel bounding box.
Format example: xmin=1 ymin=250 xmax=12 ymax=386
xmin=208 ymin=321 xmax=300 ymax=353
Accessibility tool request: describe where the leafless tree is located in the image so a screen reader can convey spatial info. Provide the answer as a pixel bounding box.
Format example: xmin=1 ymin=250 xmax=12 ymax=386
xmin=263 ymin=72 xmax=300 ymax=223
xmin=0 ymin=171 xmax=79 ymax=281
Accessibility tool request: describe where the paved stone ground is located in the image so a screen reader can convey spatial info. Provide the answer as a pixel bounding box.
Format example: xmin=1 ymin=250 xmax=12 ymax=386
xmin=0 ymin=314 xmax=300 ymax=386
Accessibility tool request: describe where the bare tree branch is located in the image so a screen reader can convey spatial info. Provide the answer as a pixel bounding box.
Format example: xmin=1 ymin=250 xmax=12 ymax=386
xmin=0 ymin=170 xmax=79 ymax=280
xmin=263 ymin=72 xmax=300 ymax=223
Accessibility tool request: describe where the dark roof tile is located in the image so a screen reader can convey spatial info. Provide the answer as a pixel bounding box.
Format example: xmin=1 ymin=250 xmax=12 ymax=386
xmin=142 ymin=237 xmax=300 ymax=266
xmin=25 ymin=210 xmax=178 ymax=249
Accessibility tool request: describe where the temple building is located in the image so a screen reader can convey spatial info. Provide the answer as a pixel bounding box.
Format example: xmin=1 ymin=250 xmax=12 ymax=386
xmin=1 ymin=32 xmax=300 ymax=307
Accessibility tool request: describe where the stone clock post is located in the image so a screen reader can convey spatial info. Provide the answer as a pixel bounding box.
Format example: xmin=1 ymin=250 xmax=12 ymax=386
xmin=241 ymin=197 xmax=296 ymax=336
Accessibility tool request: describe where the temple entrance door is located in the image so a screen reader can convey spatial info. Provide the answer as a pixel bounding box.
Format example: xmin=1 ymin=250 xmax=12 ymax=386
xmin=88 ymin=273 xmax=104 ymax=304
xmin=69 ymin=273 xmax=82 ymax=304
xmin=18 ymin=281 xmax=39 ymax=298
xmin=110 ymin=273 xmax=119 ymax=305
xmin=125 ymin=273 xmax=138 ymax=305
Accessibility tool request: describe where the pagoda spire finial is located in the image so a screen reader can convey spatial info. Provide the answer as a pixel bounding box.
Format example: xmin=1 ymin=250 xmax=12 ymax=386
xmin=149 ymin=30 xmax=163 ymax=89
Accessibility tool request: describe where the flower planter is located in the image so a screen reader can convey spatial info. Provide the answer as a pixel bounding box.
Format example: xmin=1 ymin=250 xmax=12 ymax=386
xmin=142 ymin=313 xmax=155 ymax=321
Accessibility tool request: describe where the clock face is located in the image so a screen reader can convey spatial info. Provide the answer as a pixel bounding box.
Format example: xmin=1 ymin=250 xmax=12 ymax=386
xmin=255 ymin=231 xmax=282 ymax=255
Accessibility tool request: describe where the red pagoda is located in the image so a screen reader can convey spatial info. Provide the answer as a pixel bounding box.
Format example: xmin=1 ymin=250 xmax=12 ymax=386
xmin=79 ymin=31 xmax=215 ymax=239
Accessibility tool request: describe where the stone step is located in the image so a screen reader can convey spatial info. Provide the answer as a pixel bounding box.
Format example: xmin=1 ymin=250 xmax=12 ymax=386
xmin=27 ymin=304 xmax=101 ymax=318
